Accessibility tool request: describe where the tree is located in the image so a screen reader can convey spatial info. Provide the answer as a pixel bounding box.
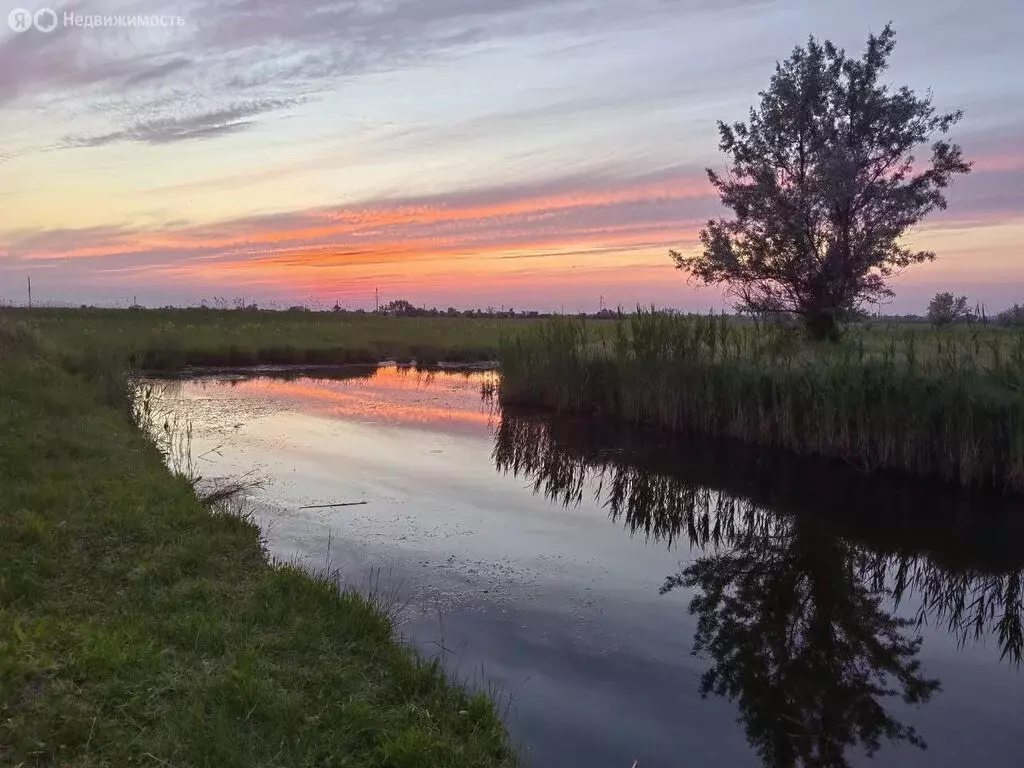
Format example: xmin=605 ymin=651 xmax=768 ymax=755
xmin=380 ymin=298 xmax=417 ymax=316
xmin=672 ymin=26 xmax=971 ymax=340
xmin=996 ymin=303 xmax=1024 ymax=328
xmin=926 ymin=292 xmax=970 ymax=326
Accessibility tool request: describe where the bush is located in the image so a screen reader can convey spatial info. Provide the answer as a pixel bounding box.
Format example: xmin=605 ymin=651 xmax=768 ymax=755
xmin=997 ymin=303 xmax=1024 ymax=328
xmin=926 ymin=292 xmax=971 ymax=326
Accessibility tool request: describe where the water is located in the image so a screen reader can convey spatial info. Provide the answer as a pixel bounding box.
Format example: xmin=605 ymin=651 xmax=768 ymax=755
xmin=147 ymin=366 xmax=1024 ymax=768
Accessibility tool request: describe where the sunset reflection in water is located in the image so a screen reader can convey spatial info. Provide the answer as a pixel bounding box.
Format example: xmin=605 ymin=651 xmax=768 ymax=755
xmin=199 ymin=366 xmax=498 ymax=435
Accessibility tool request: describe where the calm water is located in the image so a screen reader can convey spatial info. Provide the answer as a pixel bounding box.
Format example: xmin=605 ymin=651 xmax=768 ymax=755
xmin=149 ymin=366 xmax=1023 ymax=768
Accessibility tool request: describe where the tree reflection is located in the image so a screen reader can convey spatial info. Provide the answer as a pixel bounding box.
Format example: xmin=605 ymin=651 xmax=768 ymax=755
xmin=492 ymin=410 xmax=1024 ymax=766
xmin=662 ymin=517 xmax=938 ymax=767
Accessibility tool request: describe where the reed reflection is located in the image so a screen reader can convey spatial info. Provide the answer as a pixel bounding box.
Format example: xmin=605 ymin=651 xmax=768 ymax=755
xmin=492 ymin=410 xmax=1024 ymax=766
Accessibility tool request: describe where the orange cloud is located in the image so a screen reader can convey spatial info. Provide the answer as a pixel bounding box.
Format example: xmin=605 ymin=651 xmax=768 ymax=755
xmin=10 ymin=170 xmax=712 ymax=264
xmin=5 ymin=152 xmax=1021 ymax=306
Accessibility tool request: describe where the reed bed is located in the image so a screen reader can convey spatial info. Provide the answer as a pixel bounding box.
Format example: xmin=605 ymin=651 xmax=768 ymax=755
xmin=498 ymin=310 xmax=1024 ymax=493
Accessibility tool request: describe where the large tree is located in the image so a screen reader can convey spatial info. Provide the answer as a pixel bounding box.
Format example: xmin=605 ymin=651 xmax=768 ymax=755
xmin=672 ymin=26 xmax=971 ymax=339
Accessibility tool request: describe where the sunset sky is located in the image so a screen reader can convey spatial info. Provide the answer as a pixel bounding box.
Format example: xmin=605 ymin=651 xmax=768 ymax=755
xmin=1 ymin=0 xmax=1022 ymax=312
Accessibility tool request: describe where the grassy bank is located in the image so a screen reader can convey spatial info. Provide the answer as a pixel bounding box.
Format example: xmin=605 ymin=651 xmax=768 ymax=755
xmin=0 ymin=321 xmax=515 ymax=767
xmin=8 ymin=307 xmax=562 ymax=369
xmin=498 ymin=311 xmax=1024 ymax=493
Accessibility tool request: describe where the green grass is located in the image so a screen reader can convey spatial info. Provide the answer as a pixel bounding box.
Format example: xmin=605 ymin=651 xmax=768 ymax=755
xmin=0 ymin=320 xmax=516 ymax=767
xmin=498 ymin=310 xmax=1024 ymax=493
xmin=8 ymin=307 xmax=564 ymax=369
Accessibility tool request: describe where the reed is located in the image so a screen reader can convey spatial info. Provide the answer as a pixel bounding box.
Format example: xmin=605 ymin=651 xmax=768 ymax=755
xmin=498 ymin=309 xmax=1024 ymax=493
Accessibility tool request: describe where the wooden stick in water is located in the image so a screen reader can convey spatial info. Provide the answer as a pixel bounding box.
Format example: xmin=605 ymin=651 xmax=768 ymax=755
xmin=298 ymin=501 xmax=369 ymax=510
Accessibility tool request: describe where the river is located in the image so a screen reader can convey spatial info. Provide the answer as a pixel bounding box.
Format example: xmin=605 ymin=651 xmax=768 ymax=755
xmin=146 ymin=365 xmax=1024 ymax=768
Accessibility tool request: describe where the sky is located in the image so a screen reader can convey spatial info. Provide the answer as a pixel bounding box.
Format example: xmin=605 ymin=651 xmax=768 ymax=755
xmin=1 ymin=0 xmax=1022 ymax=312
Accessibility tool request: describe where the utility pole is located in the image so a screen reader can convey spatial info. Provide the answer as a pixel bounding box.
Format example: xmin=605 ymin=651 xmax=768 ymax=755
xmin=27 ymin=277 xmax=31 ymax=309
xmin=375 ymin=287 xmax=379 ymax=313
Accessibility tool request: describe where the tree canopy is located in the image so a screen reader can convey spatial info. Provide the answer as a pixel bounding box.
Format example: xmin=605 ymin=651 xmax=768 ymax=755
xmin=926 ymin=292 xmax=971 ymax=325
xmin=672 ymin=25 xmax=971 ymax=339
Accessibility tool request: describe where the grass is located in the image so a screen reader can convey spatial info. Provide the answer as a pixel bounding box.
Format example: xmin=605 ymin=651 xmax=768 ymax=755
xmin=498 ymin=309 xmax=1024 ymax=493
xmin=0 ymin=319 xmax=516 ymax=767
xmin=7 ymin=307 xmax=561 ymax=370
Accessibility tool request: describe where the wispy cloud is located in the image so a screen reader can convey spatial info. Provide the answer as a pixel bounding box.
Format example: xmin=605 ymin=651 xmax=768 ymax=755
xmin=61 ymin=97 xmax=302 ymax=146
xmin=1 ymin=0 xmax=705 ymax=150
xmin=1 ymin=166 xmax=716 ymax=264
xmin=2 ymin=0 xmax=1023 ymax=311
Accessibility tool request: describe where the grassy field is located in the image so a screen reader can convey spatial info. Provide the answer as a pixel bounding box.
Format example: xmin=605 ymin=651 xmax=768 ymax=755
xmin=0 ymin=320 xmax=516 ymax=767
xmin=6 ymin=307 xmax=553 ymax=369
xmin=499 ymin=310 xmax=1024 ymax=493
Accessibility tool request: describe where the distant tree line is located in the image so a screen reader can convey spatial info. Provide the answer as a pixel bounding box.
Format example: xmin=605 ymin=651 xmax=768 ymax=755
xmin=995 ymin=303 xmax=1024 ymax=327
xmin=19 ymin=295 xmax=1024 ymax=326
xmin=925 ymin=292 xmax=1024 ymax=327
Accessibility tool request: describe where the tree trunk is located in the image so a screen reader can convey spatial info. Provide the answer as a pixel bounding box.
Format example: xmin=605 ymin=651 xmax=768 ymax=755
xmin=803 ymin=309 xmax=841 ymax=341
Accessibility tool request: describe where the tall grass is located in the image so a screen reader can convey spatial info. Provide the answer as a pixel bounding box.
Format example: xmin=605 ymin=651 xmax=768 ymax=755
xmin=499 ymin=310 xmax=1024 ymax=493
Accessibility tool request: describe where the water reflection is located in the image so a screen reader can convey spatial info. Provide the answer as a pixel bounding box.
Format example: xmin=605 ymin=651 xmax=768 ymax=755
xmin=665 ymin=516 xmax=939 ymax=767
xmin=152 ymin=365 xmax=498 ymax=433
xmin=492 ymin=410 xmax=1024 ymax=766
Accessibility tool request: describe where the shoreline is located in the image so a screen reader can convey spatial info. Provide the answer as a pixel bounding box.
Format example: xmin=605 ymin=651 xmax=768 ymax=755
xmin=0 ymin=320 xmax=516 ymax=767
